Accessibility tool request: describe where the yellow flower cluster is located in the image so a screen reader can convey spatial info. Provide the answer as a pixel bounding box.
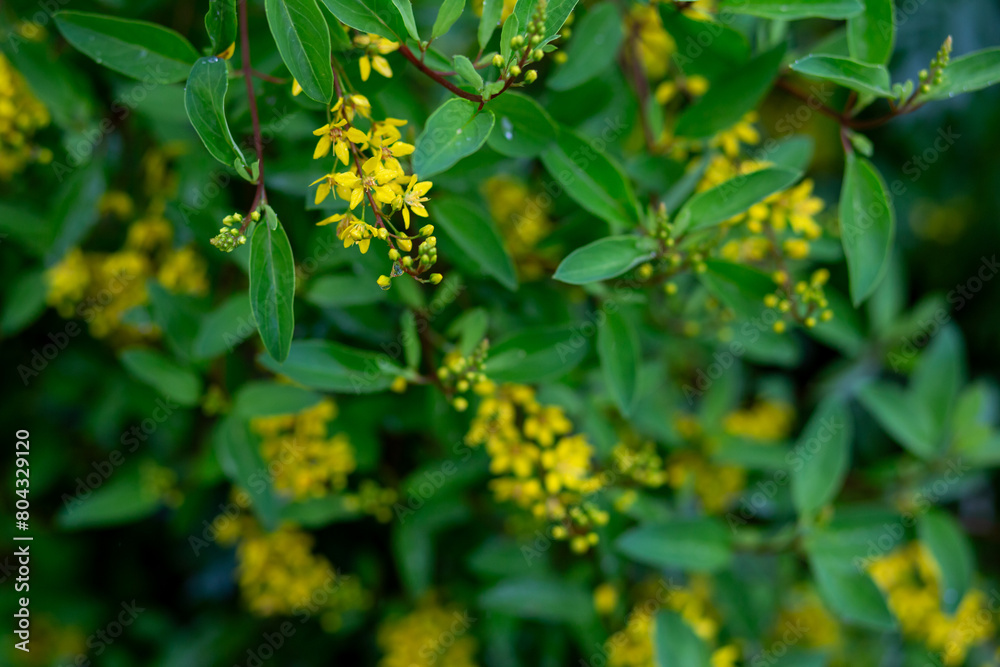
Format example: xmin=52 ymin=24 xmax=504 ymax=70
xmin=377 ymin=598 xmax=478 ymax=667
xmin=343 ymin=479 xmax=398 ymax=523
xmin=250 ymin=399 xmax=356 ymax=501
xmin=0 ymin=53 xmax=51 ymax=179
xmin=613 ymin=440 xmax=669 ymax=488
xmin=606 ymin=578 xmax=737 ymax=667
xmin=311 ymin=94 xmax=440 ymax=286
xmin=354 ymin=33 xmax=399 ymax=81
xmin=465 ymin=383 xmax=608 ymax=552
xmin=772 ymin=587 xmax=841 ymax=650
xmin=483 ymin=176 xmax=555 ymax=280
xmin=217 ymin=517 xmax=370 ymax=624
xmin=762 ymin=268 xmax=834 ymax=331
xmin=722 ymin=400 xmax=795 ymax=442
xmin=869 ymin=542 xmax=996 ymax=666
xmin=45 ymin=203 xmax=209 ymax=338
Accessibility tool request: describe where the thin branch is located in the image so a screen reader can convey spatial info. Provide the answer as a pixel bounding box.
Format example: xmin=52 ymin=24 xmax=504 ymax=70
xmin=237 ymin=0 xmax=267 ymax=234
xmin=397 ymin=44 xmax=484 ymax=103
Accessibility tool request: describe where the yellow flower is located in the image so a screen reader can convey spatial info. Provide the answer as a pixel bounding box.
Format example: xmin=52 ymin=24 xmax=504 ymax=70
xmin=157 ymin=247 xmax=209 ymax=296
xmin=392 ymin=175 xmax=432 ymax=229
xmin=364 ymin=122 xmax=414 ymax=179
xmin=710 ymin=111 xmax=760 ymax=158
xmin=334 ymin=159 xmax=398 ymax=210
xmin=593 ymin=583 xmax=618 ymax=615
xmin=336 ymin=217 xmax=379 ymax=254
xmin=354 ymin=33 xmax=399 ymax=81
xmin=291 ymin=79 xmax=302 ymax=96
xmin=332 ymin=94 xmax=372 ymax=122
xmin=45 ymin=248 xmax=91 ymax=317
xmin=312 ymin=118 xmax=367 ymax=163
xmin=377 ymin=599 xmax=478 ymax=667
xmin=723 ymin=400 xmax=794 ymax=442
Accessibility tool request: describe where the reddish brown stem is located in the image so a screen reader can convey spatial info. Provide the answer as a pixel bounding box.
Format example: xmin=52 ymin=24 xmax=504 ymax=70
xmin=237 ymin=0 xmax=267 ymax=234
xmin=398 ymin=44 xmax=484 ymax=103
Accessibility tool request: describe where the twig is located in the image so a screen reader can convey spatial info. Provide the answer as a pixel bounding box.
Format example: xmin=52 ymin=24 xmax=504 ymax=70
xmin=237 ymin=0 xmax=267 ymax=234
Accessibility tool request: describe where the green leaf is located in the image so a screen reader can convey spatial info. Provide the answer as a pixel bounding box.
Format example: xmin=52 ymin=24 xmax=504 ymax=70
xmin=400 ymin=310 xmax=421 ymax=369
xmin=185 ymin=57 xmax=248 ymax=170
xmin=541 ymin=126 xmax=641 ymax=230
xmin=791 ymin=400 xmax=852 ymax=518
xmin=319 ymin=0 xmax=408 ymax=41
xmin=205 ymin=0 xmax=238 ymax=57
xmin=767 ymin=135 xmax=815 ymax=173
xmin=119 ymin=348 xmax=202 ymax=407
xmin=500 ymin=13 xmax=519 ymax=62
xmin=306 ymin=273 xmax=388 ymax=307
xmin=434 ymin=198 xmax=517 ymax=290
xmin=615 ymin=518 xmax=733 ymax=572
xmin=653 ymin=610 xmax=711 ymax=667
xmin=453 ymin=55 xmax=483 ymax=90
xmin=57 ymin=464 xmax=164 ymax=530
xmin=720 ymin=0 xmax=863 ymax=19
xmin=790 ymin=55 xmax=893 ymax=97
xmin=432 ymin=0 xmax=466 ymax=38
xmin=674 ymin=167 xmax=802 ymax=234
xmin=809 ymin=554 xmax=895 ymax=630
xmin=54 ymin=11 xmax=199 ymax=83
xmin=554 ymin=236 xmax=655 ymax=285
xmin=413 ymin=99 xmax=495 ymax=178
xmin=249 ymin=219 xmax=296 ymax=363
xmin=840 ymin=154 xmax=894 ymax=306
xmin=478 ymin=0 xmax=504 ymax=50
xmin=847 ymin=0 xmax=894 ymax=66
xmin=547 ymin=3 xmax=623 ymax=91
xmin=485 ymin=92 xmax=557 ymax=157
xmin=911 ymin=325 xmax=964 ymax=442
xmin=512 ymin=0 xmax=578 ymax=43
xmin=231 ymin=381 xmax=323 ymax=418
xmin=674 ymin=44 xmax=785 ymax=138
xmin=391 ymin=0 xmax=420 ymax=40
xmin=213 ymin=415 xmax=280 ymax=529
xmin=659 ymin=6 xmax=749 ymax=80
xmin=47 ymin=163 xmax=106 ymax=265
xmin=479 ymin=577 xmax=593 ymax=625
xmin=857 ymin=382 xmax=939 ymax=459
xmin=487 ymin=325 xmax=589 ymax=383
xmin=193 ymin=294 xmax=255 ymax=360
xmin=265 ymin=0 xmax=334 ymax=103
xmin=1 ymin=270 xmax=47 ymax=336
xmin=259 ymin=340 xmax=406 ymax=393
xmin=598 ymin=309 xmax=640 ymax=416
xmin=921 ymin=47 xmax=1000 ymax=101
xmin=918 ymin=511 xmax=973 ymax=614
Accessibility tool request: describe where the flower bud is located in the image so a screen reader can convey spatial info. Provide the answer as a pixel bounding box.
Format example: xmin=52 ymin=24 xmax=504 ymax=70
xmin=398 ymin=238 xmax=413 ymax=252
xmin=429 ymin=273 xmax=443 ymax=284
xmin=524 ymin=70 xmax=538 ymax=83
xmin=251 ymin=210 xmax=261 ymax=222
xmin=377 ymin=275 xmax=391 ymax=289
xmin=510 ymin=65 xmax=522 ymax=77
xmin=419 ymin=224 xmax=435 ymax=236
xmin=492 ymin=54 xmax=505 ymax=68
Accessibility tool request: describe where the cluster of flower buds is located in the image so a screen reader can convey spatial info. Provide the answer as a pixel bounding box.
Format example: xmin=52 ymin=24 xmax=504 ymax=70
xmin=437 ymin=339 xmax=490 ymax=411
xmin=210 ymin=210 xmax=260 ymax=253
xmin=551 ymin=501 xmax=610 ymax=553
xmin=919 ymin=36 xmax=952 ymax=94
xmin=763 ymin=268 xmax=834 ymax=332
xmin=491 ymin=0 xmax=548 ymax=84
xmin=378 ymin=223 xmax=442 ymax=290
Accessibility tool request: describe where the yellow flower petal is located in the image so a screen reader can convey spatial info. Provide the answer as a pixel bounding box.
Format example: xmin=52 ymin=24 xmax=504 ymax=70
xmin=359 ymin=55 xmax=371 ymax=81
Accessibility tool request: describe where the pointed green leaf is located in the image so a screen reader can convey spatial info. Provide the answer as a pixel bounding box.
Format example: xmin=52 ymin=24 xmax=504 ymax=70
xmin=485 ymin=92 xmax=557 ymax=157
xmin=432 ymin=0 xmax=466 ymax=38
xmin=790 ymin=55 xmax=893 ymax=97
xmin=541 ymin=126 xmax=641 ymax=230
xmin=205 ymin=0 xmax=238 ymax=57
xmin=391 ymin=0 xmax=420 ymax=40
xmin=847 ymin=0 xmax=894 ymax=65
xmin=487 ymin=325 xmax=589 ymax=383
xmin=674 ymin=44 xmax=785 ymax=138
xmin=434 ymin=197 xmax=517 ymax=290
xmin=918 ymin=511 xmax=973 ymax=614
xmin=119 ymin=348 xmax=202 ymax=406
xmin=840 ymin=154 xmax=895 ymax=305
xmin=319 ymin=0 xmax=408 ymax=41
xmin=258 ymin=340 xmax=406 ymax=393
xmin=453 ymin=54 xmax=483 ymax=89
xmin=554 ymin=236 xmax=655 ymax=285
xmin=413 ymin=99 xmax=495 ymax=177
xmin=54 ymin=11 xmax=199 ymax=83
xmin=547 ymin=3 xmax=623 ymax=91
xmin=616 ymin=518 xmax=733 ymax=572
xmin=478 ymin=0 xmax=504 ymax=49
xmin=792 ymin=400 xmax=852 ymax=518
xmin=249 ymin=219 xmax=296 ymax=363
xmin=654 ymin=610 xmax=711 ymax=667
xmin=598 ymin=309 xmax=640 ymax=416
xmin=265 ymin=0 xmax=334 ymax=103
xmin=809 ymin=554 xmax=895 ymax=630
xmin=674 ymin=167 xmax=802 ymax=234
xmin=920 ymin=47 xmax=1000 ymax=101
xmin=720 ymin=0 xmax=863 ymax=19
xmin=185 ymin=57 xmax=248 ymax=170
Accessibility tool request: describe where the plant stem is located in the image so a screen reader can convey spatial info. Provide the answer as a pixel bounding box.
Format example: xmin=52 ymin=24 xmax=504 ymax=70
xmin=237 ymin=0 xmax=267 ymax=234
